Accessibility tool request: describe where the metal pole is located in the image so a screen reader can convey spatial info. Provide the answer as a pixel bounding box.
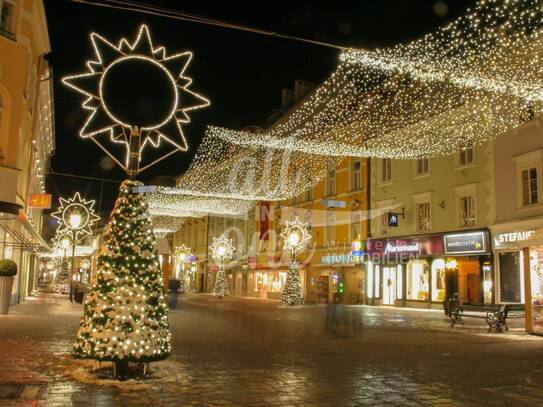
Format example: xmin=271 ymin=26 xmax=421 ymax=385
xmin=70 ymin=230 xmax=77 ymax=303
xmin=127 ymin=126 xmax=140 ymax=179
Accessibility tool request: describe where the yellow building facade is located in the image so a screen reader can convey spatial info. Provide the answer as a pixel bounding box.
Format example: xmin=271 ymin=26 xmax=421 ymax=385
xmin=0 ymin=0 xmax=54 ymax=302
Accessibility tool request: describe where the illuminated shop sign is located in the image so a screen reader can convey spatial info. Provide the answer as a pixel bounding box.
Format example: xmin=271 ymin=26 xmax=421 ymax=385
xmin=496 ymin=230 xmax=535 ymax=244
xmin=384 ymin=242 xmax=419 ymax=254
xmin=443 ymin=231 xmax=487 ymax=255
xmin=322 ymin=254 xmax=355 ymax=265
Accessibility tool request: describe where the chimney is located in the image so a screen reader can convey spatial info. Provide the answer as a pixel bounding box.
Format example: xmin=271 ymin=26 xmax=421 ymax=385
xmin=281 ymin=88 xmax=294 ymax=110
xmin=294 ymin=79 xmax=313 ymax=102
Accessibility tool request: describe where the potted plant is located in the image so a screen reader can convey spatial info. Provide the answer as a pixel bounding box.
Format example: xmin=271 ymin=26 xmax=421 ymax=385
xmin=0 ymin=259 xmax=17 ymax=315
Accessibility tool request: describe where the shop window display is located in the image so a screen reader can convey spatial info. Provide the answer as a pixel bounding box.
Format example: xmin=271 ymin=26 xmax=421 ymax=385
xmin=254 ymin=271 xmax=287 ymax=293
xmin=431 ymin=259 xmax=446 ymax=302
xmin=529 ymin=247 xmax=543 ymax=333
xmin=499 ymin=252 xmax=522 ymax=303
xmin=407 ymin=261 xmax=429 ymax=301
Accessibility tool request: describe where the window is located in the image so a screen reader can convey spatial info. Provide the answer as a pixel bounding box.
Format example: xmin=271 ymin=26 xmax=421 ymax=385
xmin=458 ymin=147 xmax=474 ymax=166
xmin=521 ymin=167 xmax=539 ymax=206
xmin=416 ymin=202 xmax=431 ymax=232
xmin=407 ymin=261 xmax=429 ymax=301
xmin=325 ymin=210 xmax=335 ymax=242
xmin=304 ymin=210 xmax=312 ymax=235
xmin=380 ymin=158 xmax=392 ymax=183
xmin=351 ymin=159 xmax=361 ymax=190
xmin=275 ymin=217 xmax=282 ymax=249
xmin=0 ymin=0 xmax=14 ymax=37
xmin=379 ymin=211 xmax=389 ymax=235
xmin=499 ymin=252 xmax=522 ymax=303
xmin=431 ymin=259 xmax=446 ymax=302
xmin=459 ymin=195 xmax=476 ymax=226
xmin=351 ymin=211 xmax=361 ymax=240
xmin=415 ymin=158 xmax=429 ymax=176
xmin=326 ymin=170 xmax=336 ymax=196
xmin=305 ymin=188 xmax=313 ymax=202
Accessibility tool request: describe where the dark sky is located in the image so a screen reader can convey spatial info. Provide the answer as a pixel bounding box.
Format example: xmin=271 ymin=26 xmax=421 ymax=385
xmin=43 ymin=0 xmax=475 ymax=236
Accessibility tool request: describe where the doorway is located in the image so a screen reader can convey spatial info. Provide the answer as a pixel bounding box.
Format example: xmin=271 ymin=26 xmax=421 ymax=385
xmin=383 ymin=266 xmax=397 ymax=305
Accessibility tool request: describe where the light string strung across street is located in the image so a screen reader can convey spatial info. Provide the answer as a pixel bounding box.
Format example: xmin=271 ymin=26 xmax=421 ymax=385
xmin=147 ymin=0 xmax=543 ymax=221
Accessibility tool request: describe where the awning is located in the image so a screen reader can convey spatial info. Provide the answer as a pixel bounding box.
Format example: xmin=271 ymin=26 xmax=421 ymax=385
xmin=0 ymin=211 xmax=51 ymax=252
xmin=0 ymin=201 xmax=23 ymax=220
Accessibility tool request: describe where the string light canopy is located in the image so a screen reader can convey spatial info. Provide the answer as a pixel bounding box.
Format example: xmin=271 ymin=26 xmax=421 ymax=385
xmin=151 ymin=215 xmax=185 ymax=238
xmin=51 ymin=192 xmax=100 ymax=239
xmin=62 ymin=24 xmax=210 ymax=175
xmin=280 ymin=216 xmax=312 ymax=255
xmin=195 ymin=0 xmax=543 ymax=161
xmin=148 ymin=0 xmax=543 ymax=228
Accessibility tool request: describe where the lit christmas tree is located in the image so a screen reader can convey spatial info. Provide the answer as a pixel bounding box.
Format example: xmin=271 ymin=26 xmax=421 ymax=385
xmin=73 ymin=180 xmax=170 ymax=376
xmin=280 ymin=217 xmax=311 ymax=305
xmin=54 ymin=259 xmax=71 ymax=293
xmin=209 ymin=235 xmax=234 ymax=299
xmin=281 ymin=262 xmax=304 ymax=305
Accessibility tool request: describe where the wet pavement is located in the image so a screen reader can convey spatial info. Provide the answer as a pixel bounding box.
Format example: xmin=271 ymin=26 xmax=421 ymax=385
xmin=0 ymin=292 xmax=542 ymax=406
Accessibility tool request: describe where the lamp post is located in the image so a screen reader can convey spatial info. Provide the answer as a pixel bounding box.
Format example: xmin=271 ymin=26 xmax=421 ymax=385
xmin=68 ymin=210 xmax=82 ymax=303
xmin=280 ymin=217 xmax=312 ymax=305
xmin=209 ymin=235 xmax=235 ymax=299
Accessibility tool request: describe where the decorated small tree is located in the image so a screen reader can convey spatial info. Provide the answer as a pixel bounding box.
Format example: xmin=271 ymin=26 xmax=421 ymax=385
xmin=55 ymin=259 xmax=71 ymax=293
xmin=209 ymin=235 xmax=234 ymax=299
xmin=280 ymin=217 xmax=311 ymax=305
xmin=281 ymin=262 xmax=304 ymax=305
xmin=73 ymin=180 xmax=170 ymax=377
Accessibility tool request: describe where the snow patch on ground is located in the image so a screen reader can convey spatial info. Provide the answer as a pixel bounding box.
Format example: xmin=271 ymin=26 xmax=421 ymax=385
xmin=67 ymin=359 xmax=188 ymax=389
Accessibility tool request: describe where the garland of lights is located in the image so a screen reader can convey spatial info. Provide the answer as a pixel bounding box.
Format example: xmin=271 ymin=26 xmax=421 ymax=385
xmin=62 ymin=24 xmax=210 ymax=173
xmin=146 ymin=0 xmax=543 ymax=231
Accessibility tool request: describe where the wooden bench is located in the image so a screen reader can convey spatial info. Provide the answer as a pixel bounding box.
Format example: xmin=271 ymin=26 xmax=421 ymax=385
xmin=449 ymin=302 xmax=525 ymax=332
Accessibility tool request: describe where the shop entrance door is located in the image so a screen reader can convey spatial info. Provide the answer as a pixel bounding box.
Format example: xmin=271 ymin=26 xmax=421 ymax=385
xmin=383 ymin=267 xmax=396 ymax=305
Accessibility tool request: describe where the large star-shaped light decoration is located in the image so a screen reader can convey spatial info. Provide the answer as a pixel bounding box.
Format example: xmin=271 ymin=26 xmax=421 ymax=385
xmin=209 ymin=235 xmax=235 ymax=262
xmin=51 ymin=229 xmax=82 ymax=249
xmin=62 ymin=24 xmax=210 ymax=159
xmin=51 ymin=192 xmax=100 ymax=238
xmin=174 ymin=244 xmax=192 ymax=263
xmin=280 ymin=216 xmax=312 ymax=255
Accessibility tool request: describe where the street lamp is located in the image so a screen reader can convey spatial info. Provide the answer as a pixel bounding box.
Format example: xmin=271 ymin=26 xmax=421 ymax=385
xmin=209 ymin=235 xmax=235 ymax=299
xmin=280 ymin=217 xmax=312 ymax=305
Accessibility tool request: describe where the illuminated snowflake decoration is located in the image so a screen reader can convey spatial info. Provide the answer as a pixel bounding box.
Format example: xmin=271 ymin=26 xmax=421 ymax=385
xmin=62 ymin=24 xmax=210 ymax=167
xmin=209 ymin=235 xmax=235 ymax=262
xmin=174 ymin=244 xmax=192 ymax=263
xmin=51 ymin=229 xmax=82 ymax=249
xmin=51 ymin=192 xmax=100 ymax=238
xmin=280 ymin=216 xmax=312 ymax=255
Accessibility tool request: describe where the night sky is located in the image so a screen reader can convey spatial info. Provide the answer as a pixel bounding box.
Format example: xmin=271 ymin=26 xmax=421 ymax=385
xmin=43 ymin=0 xmax=474 ymax=236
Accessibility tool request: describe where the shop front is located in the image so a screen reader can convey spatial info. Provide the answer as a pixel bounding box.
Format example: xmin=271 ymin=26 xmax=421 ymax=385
xmin=491 ymin=218 xmax=543 ymax=335
xmin=308 ymin=253 xmax=365 ymax=305
xmin=366 ymin=229 xmax=492 ymax=309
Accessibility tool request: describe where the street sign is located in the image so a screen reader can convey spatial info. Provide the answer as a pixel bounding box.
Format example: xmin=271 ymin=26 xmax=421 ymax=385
xmin=28 ymin=193 xmax=52 ymax=209
xmin=388 ymin=212 xmax=399 ymax=227
xmin=320 ymin=199 xmax=346 ymax=208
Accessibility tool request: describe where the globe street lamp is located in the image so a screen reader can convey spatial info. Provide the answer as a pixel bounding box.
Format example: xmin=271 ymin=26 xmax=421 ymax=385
xmin=209 ymin=235 xmax=235 ymax=299
xmin=280 ymin=217 xmax=312 ymax=305
xmin=174 ymin=245 xmax=192 ymax=291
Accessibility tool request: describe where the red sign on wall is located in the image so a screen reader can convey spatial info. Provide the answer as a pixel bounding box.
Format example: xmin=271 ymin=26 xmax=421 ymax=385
xmin=28 ymin=194 xmax=52 ymax=209
xmin=259 ymin=202 xmax=270 ymax=241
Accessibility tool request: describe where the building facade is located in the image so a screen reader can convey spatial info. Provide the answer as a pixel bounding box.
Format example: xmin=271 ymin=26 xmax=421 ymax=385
xmin=366 ymin=144 xmax=495 ymax=309
xmin=0 ymin=0 xmax=54 ymax=303
xmin=491 ymin=115 xmax=543 ymax=334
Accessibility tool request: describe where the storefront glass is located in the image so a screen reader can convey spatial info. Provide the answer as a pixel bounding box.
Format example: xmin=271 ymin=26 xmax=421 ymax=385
xmin=529 ymin=247 xmax=543 ymax=333
xmin=499 ymin=251 xmax=522 ymax=303
xmin=396 ymin=264 xmax=403 ymax=300
xmin=367 ymin=261 xmax=374 ymax=298
xmin=431 ymin=259 xmax=446 ymax=302
xmin=407 ymin=260 xmax=429 ymax=301
xmin=253 ymin=271 xmax=287 ymax=293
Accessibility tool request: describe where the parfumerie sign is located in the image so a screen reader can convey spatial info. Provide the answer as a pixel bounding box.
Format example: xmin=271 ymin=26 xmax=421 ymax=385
xmin=443 ymin=231 xmax=487 ymax=255
xmin=384 ymin=242 xmax=419 ymax=254
xmin=322 ymin=254 xmax=355 ymax=265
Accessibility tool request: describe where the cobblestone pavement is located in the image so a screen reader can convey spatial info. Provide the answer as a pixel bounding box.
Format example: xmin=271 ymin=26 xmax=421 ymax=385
xmin=1 ymin=292 xmax=543 ymax=406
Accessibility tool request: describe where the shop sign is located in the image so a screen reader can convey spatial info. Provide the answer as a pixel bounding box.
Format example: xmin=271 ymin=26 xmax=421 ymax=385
xmin=28 ymin=193 xmax=52 ymax=209
xmin=384 ymin=242 xmax=419 ymax=254
xmin=443 ymin=231 xmax=487 ymax=255
xmin=322 ymin=254 xmax=355 ymax=265
xmin=496 ymin=230 xmax=536 ymax=245
xmin=388 ymin=212 xmax=399 ymax=227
